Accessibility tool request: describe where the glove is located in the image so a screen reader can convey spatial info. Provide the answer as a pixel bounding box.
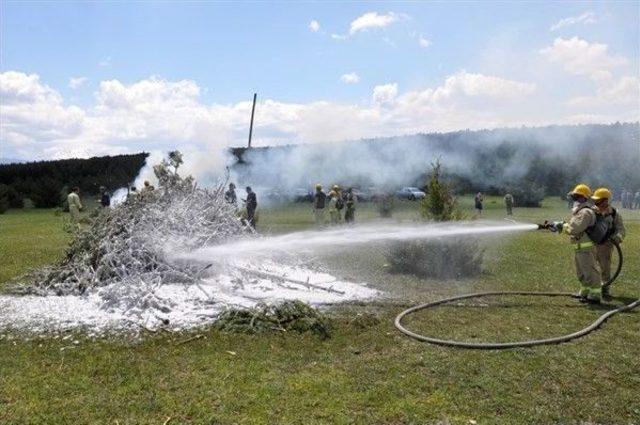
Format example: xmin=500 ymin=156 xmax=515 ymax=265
xmin=549 ymin=221 xmax=565 ymax=233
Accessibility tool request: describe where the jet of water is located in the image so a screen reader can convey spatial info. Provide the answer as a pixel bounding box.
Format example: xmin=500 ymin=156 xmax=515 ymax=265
xmin=178 ymin=221 xmax=538 ymax=262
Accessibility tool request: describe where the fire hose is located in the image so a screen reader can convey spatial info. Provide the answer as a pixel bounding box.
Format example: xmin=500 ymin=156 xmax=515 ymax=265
xmin=395 ymin=240 xmax=640 ymax=349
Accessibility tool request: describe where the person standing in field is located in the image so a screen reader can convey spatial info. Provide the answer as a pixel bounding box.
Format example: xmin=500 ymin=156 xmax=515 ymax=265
xmin=97 ymin=186 xmax=110 ymax=208
xmin=244 ymin=186 xmax=257 ymax=229
xmin=67 ymin=187 xmax=83 ymax=223
xmin=313 ymin=184 xmax=326 ymax=227
xmin=474 ymin=192 xmax=484 ymax=216
xmin=344 ymin=187 xmax=357 ymax=224
xmin=328 ymin=187 xmax=341 ymax=225
xmin=225 ymin=182 xmax=237 ymax=207
xmin=504 ymin=192 xmax=514 ymax=215
xmin=634 ymin=190 xmax=640 ymax=209
xmin=591 ymin=188 xmax=625 ymax=300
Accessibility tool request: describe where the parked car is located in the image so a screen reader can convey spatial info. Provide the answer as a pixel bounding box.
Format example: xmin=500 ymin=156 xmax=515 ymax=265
xmin=395 ymin=187 xmax=426 ymax=200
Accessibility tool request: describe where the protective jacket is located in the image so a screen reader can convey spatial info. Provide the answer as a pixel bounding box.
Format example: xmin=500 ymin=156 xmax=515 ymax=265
xmin=596 ymin=206 xmax=625 ymax=243
xmin=563 ymin=203 xmax=596 ymax=246
xmin=67 ymin=192 xmax=82 ymax=221
xmin=314 ymin=190 xmax=326 ymax=209
xmin=563 ymin=201 xmax=601 ymax=300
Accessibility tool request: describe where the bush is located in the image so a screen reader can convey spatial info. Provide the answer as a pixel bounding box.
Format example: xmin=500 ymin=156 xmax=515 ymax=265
xmin=0 ymin=197 xmax=8 ymax=214
xmin=386 ymin=159 xmax=483 ymax=279
xmin=387 ymin=238 xmax=484 ymax=279
xmin=420 ymin=159 xmax=465 ymax=221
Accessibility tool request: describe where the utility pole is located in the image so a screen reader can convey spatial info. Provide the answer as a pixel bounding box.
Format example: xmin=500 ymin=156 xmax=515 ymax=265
xmin=248 ymin=93 xmax=257 ymax=148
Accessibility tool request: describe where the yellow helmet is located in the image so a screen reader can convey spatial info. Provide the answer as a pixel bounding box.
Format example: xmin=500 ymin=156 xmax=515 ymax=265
xmin=315 ymin=183 xmax=322 ymax=190
xmin=332 ymin=185 xmax=339 ymax=191
xmin=570 ymin=183 xmax=592 ymax=198
xmin=591 ymin=187 xmax=611 ymax=201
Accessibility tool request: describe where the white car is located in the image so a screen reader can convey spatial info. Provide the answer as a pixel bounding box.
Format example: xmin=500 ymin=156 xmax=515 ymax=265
xmin=396 ymin=187 xmax=426 ymax=200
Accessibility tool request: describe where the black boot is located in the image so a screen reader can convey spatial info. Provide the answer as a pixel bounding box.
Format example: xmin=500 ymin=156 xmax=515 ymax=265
xmin=602 ymin=285 xmax=612 ymax=301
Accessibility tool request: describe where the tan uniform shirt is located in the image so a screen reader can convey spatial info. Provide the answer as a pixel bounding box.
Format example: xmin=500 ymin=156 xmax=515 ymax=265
xmin=565 ymin=204 xmax=595 ymax=243
xmin=67 ymin=192 xmax=82 ymax=210
xmin=600 ymin=206 xmax=625 ymax=241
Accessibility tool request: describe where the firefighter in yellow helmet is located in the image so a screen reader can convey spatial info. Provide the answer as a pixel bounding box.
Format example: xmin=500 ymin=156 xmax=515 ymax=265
xmin=548 ymin=184 xmax=602 ymax=303
xmin=591 ymin=187 xmax=625 ymax=299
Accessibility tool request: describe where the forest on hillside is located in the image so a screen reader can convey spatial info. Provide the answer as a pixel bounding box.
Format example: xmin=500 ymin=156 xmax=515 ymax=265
xmin=0 ymin=153 xmax=148 ymax=210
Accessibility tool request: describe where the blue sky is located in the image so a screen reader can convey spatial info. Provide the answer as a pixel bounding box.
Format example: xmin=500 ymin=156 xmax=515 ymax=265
xmin=1 ymin=1 xmax=638 ymax=160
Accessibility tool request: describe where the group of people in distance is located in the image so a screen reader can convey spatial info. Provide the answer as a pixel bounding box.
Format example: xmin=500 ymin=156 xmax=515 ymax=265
xmin=312 ymin=184 xmax=357 ymax=227
xmin=619 ymin=188 xmax=640 ymax=209
xmin=224 ymin=183 xmax=257 ymax=229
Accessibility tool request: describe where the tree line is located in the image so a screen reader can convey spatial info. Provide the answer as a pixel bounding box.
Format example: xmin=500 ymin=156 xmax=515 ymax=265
xmin=0 ymin=153 xmax=148 ymax=212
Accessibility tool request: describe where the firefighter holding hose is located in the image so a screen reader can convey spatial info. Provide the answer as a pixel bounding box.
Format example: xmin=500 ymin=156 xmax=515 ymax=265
xmin=591 ymin=187 xmax=625 ymax=299
xmin=547 ymin=184 xmax=602 ymax=303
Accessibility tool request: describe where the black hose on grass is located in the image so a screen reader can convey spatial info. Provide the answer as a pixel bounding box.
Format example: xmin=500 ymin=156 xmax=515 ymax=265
xmin=395 ymin=241 xmax=639 ymax=349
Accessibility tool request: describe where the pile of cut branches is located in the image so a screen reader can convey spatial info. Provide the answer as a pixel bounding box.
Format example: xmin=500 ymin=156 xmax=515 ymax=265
xmin=15 ymin=151 xmax=252 ymax=296
xmin=214 ymin=300 xmax=331 ymax=339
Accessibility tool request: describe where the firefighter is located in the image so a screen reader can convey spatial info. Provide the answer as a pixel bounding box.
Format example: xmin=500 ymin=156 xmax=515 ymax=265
xmin=344 ymin=188 xmax=357 ymax=224
xmin=244 ymin=186 xmax=257 ymax=229
xmin=548 ymin=184 xmax=602 ymax=303
xmin=67 ymin=187 xmax=83 ymax=223
xmin=313 ymin=184 xmax=326 ymax=227
xmin=225 ymin=183 xmax=237 ymax=206
xmin=504 ymin=192 xmax=514 ymax=215
xmin=328 ymin=187 xmax=341 ymax=225
xmin=591 ymin=187 xmax=625 ymax=299
xmin=474 ymin=192 xmax=484 ymax=215
xmin=98 ymin=186 xmax=111 ymax=208
xmin=141 ymin=180 xmax=155 ymax=196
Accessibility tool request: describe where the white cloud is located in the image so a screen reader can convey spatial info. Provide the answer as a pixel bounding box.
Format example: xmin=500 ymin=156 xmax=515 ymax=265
xmin=68 ymin=76 xmax=88 ymax=89
xmin=0 ymin=71 xmax=85 ymax=150
xmin=550 ymin=11 xmax=597 ymax=31
xmin=308 ymin=20 xmax=320 ymax=32
xmin=372 ymin=83 xmax=398 ymax=105
xmin=0 ymin=70 xmax=635 ymax=163
xmin=418 ymin=35 xmax=432 ymax=48
xmin=340 ymin=72 xmax=360 ymax=84
xmin=349 ymin=12 xmax=401 ymax=35
xmin=331 ymin=33 xmax=348 ymax=41
xmin=540 ymin=37 xmax=628 ymax=80
xmin=567 ymin=75 xmax=640 ymax=108
xmin=431 ymin=71 xmax=535 ymax=101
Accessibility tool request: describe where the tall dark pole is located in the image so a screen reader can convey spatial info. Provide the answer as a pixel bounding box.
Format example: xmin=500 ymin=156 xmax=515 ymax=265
xmin=248 ymin=93 xmax=257 ymax=148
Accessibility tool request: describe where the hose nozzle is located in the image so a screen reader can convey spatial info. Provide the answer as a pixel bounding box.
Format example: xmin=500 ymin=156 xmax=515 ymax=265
xmin=537 ymin=221 xmax=550 ymax=230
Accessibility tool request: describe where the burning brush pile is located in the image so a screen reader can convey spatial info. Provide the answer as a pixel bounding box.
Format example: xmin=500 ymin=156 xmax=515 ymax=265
xmin=2 ymin=152 xmax=376 ymax=335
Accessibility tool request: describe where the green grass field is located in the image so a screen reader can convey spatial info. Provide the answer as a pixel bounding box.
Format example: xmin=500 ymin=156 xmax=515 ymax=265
xmin=1 ymin=198 xmax=639 ymax=424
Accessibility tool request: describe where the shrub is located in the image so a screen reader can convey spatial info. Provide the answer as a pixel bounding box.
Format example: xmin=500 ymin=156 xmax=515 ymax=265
xmin=419 ymin=159 xmax=465 ymax=221
xmin=387 ymin=238 xmax=484 ymax=279
xmin=387 ymin=159 xmax=483 ymax=279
